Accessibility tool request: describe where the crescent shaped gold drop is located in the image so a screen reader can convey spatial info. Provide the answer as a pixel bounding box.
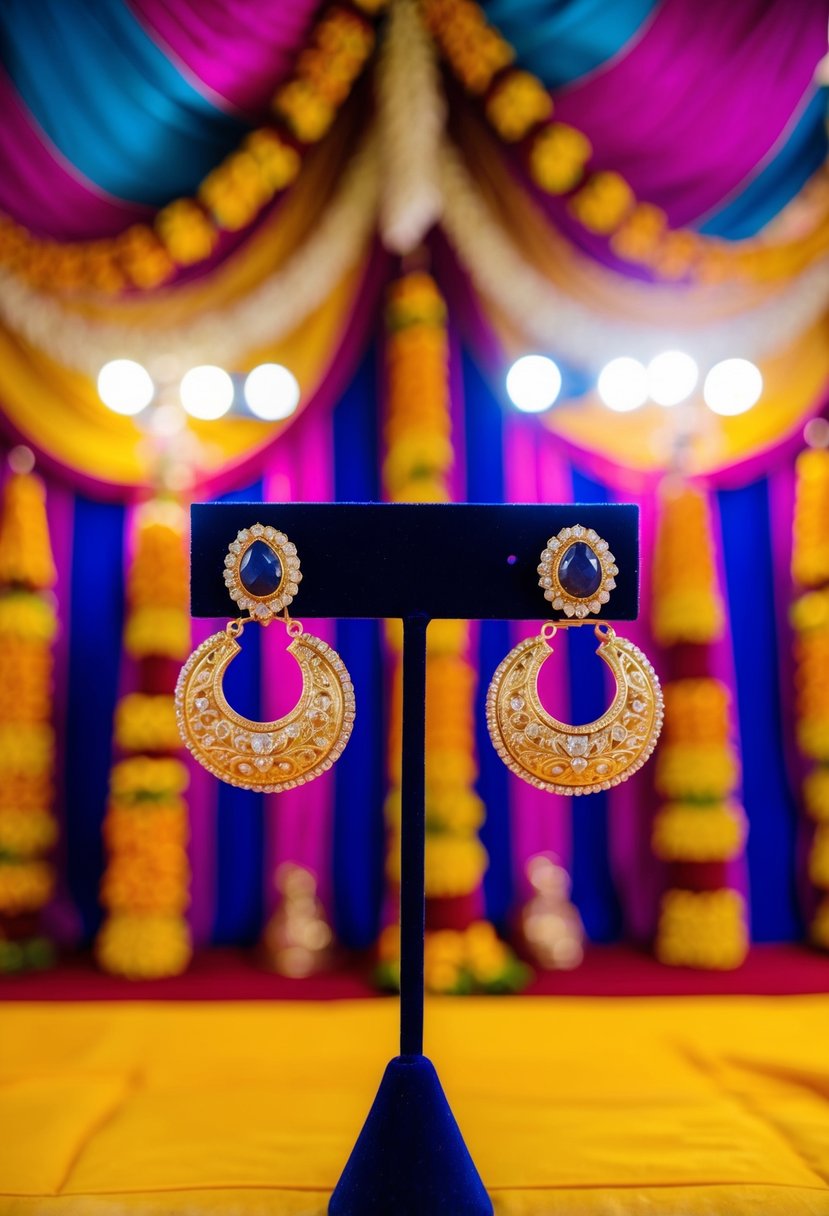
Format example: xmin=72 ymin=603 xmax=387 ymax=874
xmin=175 ymin=624 xmax=355 ymax=792
xmin=486 ymin=624 xmax=663 ymax=796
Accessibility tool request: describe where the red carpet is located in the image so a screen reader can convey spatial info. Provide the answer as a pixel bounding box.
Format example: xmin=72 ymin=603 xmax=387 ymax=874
xmin=0 ymin=943 xmax=827 ymax=1000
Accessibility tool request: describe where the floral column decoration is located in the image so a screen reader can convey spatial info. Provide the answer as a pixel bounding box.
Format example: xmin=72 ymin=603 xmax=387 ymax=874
xmin=651 ymin=481 xmax=748 ymax=968
xmin=791 ymin=446 xmax=829 ymax=946
xmin=96 ymin=500 xmax=192 ymax=978
xmin=0 ymin=454 xmax=58 ymax=972
xmin=377 ymin=269 xmax=525 ymax=993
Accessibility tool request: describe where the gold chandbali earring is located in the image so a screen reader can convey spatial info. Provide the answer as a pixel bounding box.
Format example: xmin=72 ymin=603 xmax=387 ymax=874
xmin=487 ymin=525 xmax=663 ymax=795
xmin=176 ymin=523 xmax=355 ymax=791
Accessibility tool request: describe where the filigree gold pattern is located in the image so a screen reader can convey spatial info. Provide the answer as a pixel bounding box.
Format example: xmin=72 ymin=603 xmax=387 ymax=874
xmin=486 ymin=624 xmax=663 ymax=795
xmin=175 ymin=622 xmax=355 ymax=792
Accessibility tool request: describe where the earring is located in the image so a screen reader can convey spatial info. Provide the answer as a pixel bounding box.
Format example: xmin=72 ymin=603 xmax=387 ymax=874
xmin=538 ymin=523 xmax=617 ymax=619
xmin=487 ymin=528 xmax=663 ymax=796
xmin=176 ymin=524 xmax=355 ymax=791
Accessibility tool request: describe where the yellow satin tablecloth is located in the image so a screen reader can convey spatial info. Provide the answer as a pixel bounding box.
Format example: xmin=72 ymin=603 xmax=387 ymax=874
xmin=1 ymin=996 xmax=829 ymax=1214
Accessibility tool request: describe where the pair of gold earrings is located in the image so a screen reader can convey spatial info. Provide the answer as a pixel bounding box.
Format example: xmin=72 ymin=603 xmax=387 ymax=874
xmin=176 ymin=524 xmax=663 ymax=796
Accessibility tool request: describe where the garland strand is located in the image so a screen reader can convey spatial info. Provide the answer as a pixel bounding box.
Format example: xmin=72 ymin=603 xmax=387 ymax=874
xmin=377 ymin=270 xmax=526 ymax=994
xmin=651 ymin=482 xmax=748 ymax=968
xmin=421 ymin=0 xmax=829 ymax=286
xmin=377 ymin=0 xmax=445 ymax=254
xmin=791 ymin=446 xmax=829 ymax=946
xmin=0 ymin=1 xmax=385 ymax=297
xmin=0 ymin=462 xmax=58 ymax=972
xmin=96 ymin=501 xmax=192 ymax=978
xmin=438 ymin=139 xmax=829 ymax=372
xmin=0 ymin=134 xmax=380 ymax=376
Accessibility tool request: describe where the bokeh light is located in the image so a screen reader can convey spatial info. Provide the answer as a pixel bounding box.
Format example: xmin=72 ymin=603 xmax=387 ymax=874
xmin=244 ymin=364 xmax=301 ymax=422
xmin=97 ymin=360 xmax=154 ymax=416
xmin=703 ymin=358 xmax=762 ymax=416
xmin=506 ymin=355 xmax=562 ymax=413
xmin=597 ymin=357 xmax=648 ymax=412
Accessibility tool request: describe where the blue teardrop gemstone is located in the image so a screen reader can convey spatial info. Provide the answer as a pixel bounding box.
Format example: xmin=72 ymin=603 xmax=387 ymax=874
xmin=239 ymin=540 xmax=283 ymax=597
xmin=558 ymin=542 xmax=601 ymax=599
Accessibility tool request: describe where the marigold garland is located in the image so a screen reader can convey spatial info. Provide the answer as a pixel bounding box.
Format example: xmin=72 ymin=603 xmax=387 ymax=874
xmin=377 ymin=920 xmax=529 ymax=994
xmin=381 ymin=269 xmax=524 ymax=993
xmin=0 ymin=467 xmax=58 ymax=972
xmin=96 ymin=501 xmax=192 ymax=978
xmin=421 ymin=0 xmax=829 ymax=286
xmin=0 ymin=2 xmax=384 ymax=295
xmin=791 ymin=446 xmax=829 ymax=946
xmin=651 ymin=482 xmax=748 ymax=969
xmin=652 ymin=484 xmax=724 ymax=647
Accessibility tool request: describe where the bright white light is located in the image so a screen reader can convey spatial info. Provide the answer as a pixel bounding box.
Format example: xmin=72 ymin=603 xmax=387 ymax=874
xmin=179 ymin=365 xmax=234 ymax=420
xmin=597 ymin=357 xmax=648 ymax=412
xmin=244 ymin=364 xmax=301 ymax=422
xmin=505 ymin=355 xmax=562 ymax=413
xmin=647 ymin=350 xmax=698 ymax=406
xmin=97 ymin=359 xmax=154 ymax=416
xmin=703 ymin=359 xmax=762 ymax=416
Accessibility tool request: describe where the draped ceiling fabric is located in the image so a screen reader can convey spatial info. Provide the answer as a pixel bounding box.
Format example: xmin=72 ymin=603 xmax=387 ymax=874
xmin=0 ymin=0 xmax=828 ymax=948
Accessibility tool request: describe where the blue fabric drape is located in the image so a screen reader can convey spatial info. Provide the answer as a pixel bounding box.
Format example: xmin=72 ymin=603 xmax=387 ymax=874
xmin=211 ymin=479 xmax=265 ymax=945
xmin=64 ymin=496 xmax=126 ymax=941
xmin=568 ymin=467 xmax=623 ymax=942
xmin=332 ymin=346 xmax=386 ymax=949
xmin=462 ymin=351 xmax=514 ymax=929
xmin=701 ymin=89 xmax=828 ymax=240
xmin=1 ymin=0 xmax=245 ymax=205
xmin=483 ymin=0 xmax=659 ymax=90
xmin=718 ymin=478 xmax=801 ymax=941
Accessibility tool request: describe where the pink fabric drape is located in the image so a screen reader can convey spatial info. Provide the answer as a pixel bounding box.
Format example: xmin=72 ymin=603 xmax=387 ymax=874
xmin=503 ymin=419 xmax=574 ymax=900
xmin=128 ymin=0 xmax=321 ymax=118
xmin=262 ymin=406 xmax=337 ymax=917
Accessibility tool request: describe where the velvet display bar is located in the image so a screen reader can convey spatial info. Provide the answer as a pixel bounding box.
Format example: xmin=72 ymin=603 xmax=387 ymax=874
xmin=190 ymin=503 xmax=639 ymax=620
xmin=190 ymin=501 xmax=639 ymax=1216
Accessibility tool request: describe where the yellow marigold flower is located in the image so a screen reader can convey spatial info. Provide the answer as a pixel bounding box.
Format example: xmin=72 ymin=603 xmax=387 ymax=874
xmin=652 ymin=802 xmax=746 ymax=862
xmin=0 ymin=808 xmax=57 ymax=857
xmin=486 ymin=70 xmax=552 ymax=142
xmin=529 ymin=123 xmax=591 ymax=194
xmin=386 ymin=271 xmax=447 ymax=328
xmin=656 ymin=889 xmax=747 ymax=969
xmin=273 ymin=80 xmax=335 ymax=143
xmin=803 ymin=766 xmax=829 ymax=822
xmin=663 ymin=678 xmax=730 ymax=744
xmin=117 ymin=224 xmax=174 ymax=289
xmin=124 ymin=606 xmax=190 ymax=661
xmin=797 ymin=719 xmax=829 ymax=764
xmin=110 ymin=756 xmax=189 ymax=800
xmin=653 ymin=230 xmax=700 ymax=279
xmin=0 ymin=724 xmax=54 ymax=776
xmin=382 ymin=433 xmax=454 ymax=493
xmin=652 ymin=484 xmax=724 ymax=646
xmin=95 ymin=912 xmax=192 ymax=979
xmin=0 ymin=859 xmax=53 ymax=913
xmin=0 ymin=591 xmax=57 ymax=643
xmin=791 ymin=590 xmax=829 ymax=633
xmin=655 ymin=742 xmax=739 ymax=801
xmin=244 ymin=129 xmax=301 ymax=191
xmin=609 ymin=203 xmax=667 ymax=262
xmin=569 ymin=171 xmax=634 ymax=235
xmin=155 ymin=199 xmax=217 ymax=266
xmin=0 ymin=473 xmax=57 ymax=591
xmin=115 ymin=693 xmax=181 ymax=754
xmin=793 ymin=449 xmax=829 ymax=588
xmin=199 ymin=151 xmax=272 ymax=232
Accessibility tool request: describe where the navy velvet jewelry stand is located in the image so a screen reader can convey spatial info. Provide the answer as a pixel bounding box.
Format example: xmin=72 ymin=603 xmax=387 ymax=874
xmin=191 ymin=501 xmax=639 ymax=1216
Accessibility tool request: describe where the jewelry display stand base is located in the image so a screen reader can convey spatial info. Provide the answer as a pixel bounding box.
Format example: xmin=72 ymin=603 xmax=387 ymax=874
xmin=329 ymin=1055 xmax=493 ymax=1216
xmin=191 ymin=503 xmax=639 ymax=1216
